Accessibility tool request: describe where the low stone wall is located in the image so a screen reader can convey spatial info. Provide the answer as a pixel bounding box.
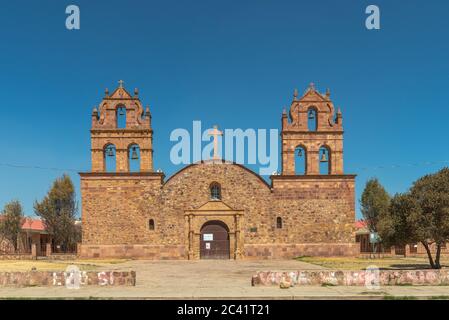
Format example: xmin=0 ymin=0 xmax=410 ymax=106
xmin=79 ymin=244 xmax=187 ymax=259
xmin=0 ymin=254 xmax=34 ymax=260
xmin=47 ymin=254 xmax=78 ymax=260
xmin=244 ymin=243 xmax=359 ymax=259
xmin=252 ymin=270 xmax=449 ymax=287
xmin=0 ymin=271 xmax=136 ymax=287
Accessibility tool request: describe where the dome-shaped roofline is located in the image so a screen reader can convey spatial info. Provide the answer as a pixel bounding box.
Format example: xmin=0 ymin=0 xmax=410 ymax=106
xmin=163 ymin=160 xmax=271 ymax=190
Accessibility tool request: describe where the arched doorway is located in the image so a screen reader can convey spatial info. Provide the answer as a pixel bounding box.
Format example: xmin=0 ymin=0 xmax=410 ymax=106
xmin=200 ymin=221 xmax=230 ymax=259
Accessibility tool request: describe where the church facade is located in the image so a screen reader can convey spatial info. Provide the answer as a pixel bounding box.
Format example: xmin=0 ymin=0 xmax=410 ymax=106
xmin=79 ymin=82 xmax=357 ymax=259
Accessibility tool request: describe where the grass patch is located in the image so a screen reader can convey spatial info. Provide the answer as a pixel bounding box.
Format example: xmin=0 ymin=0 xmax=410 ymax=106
xmin=321 ymin=282 xmax=337 ymax=287
xmin=0 ymin=259 xmax=129 ymax=272
xmin=384 ymin=295 xmax=418 ymax=300
xmin=0 ymin=297 xmax=113 ymax=300
xmin=360 ymin=291 xmax=388 ymax=295
xmin=296 ymin=256 xmax=448 ymax=270
xmin=429 ymin=296 xmax=449 ymax=300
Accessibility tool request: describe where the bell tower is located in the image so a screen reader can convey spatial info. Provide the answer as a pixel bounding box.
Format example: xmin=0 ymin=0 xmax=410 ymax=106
xmin=281 ymin=83 xmax=344 ymax=175
xmin=90 ymin=80 xmax=153 ymax=173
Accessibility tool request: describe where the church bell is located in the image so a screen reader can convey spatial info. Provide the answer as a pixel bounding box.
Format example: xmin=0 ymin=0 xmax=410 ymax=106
xmin=106 ymin=147 xmax=114 ymax=157
xmin=308 ymin=110 xmax=315 ymax=120
xmin=119 ymin=108 xmax=125 ymax=116
xmin=131 ymin=147 xmax=139 ymax=160
xmin=297 ymin=149 xmax=303 ymax=157
xmin=320 ymin=152 xmax=328 ymax=162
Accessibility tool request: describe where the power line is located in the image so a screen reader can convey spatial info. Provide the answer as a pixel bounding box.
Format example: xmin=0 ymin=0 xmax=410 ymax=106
xmin=0 ymin=160 xmax=449 ymax=174
xmin=352 ymin=160 xmax=449 ymax=172
xmin=0 ymin=163 xmax=82 ymax=173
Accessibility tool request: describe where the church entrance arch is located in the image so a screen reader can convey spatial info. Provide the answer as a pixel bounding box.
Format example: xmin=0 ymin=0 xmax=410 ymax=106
xmin=200 ymin=220 xmax=230 ymax=259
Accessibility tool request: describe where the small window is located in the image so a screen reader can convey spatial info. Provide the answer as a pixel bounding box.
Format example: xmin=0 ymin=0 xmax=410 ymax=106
xmin=149 ymin=219 xmax=155 ymax=231
xmin=276 ymin=217 xmax=283 ymax=229
xmin=210 ymin=182 xmax=221 ymax=200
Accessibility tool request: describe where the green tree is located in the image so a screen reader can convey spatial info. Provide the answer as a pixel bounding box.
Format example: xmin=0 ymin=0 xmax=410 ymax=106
xmin=360 ymin=178 xmax=390 ymax=233
xmin=34 ymin=174 xmax=79 ymax=251
xmin=378 ymin=168 xmax=449 ymax=269
xmin=0 ymin=200 xmax=24 ymax=252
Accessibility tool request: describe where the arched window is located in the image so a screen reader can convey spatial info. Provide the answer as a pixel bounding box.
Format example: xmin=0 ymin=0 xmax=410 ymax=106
xmin=117 ymin=106 xmax=126 ymax=129
xmin=276 ymin=217 xmax=283 ymax=229
xmin=210 ymin=182 xmax=221 ymax=200
xmin=149 ymin=219 xmax=155 ymax=230
xmin=294 ymin=145 xmax=307 ymax=175
xmin=128 ymin=144 xmax=141 ymax=172
xmin=319 ymin=146 xmax=331 ymax=175
xmin=104 ymin=144 xmax=116 ymax=172
xmin=307 ymin=107 xmax=318 ymax=131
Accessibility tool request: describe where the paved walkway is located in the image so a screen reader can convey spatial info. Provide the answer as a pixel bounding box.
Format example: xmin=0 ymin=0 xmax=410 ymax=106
xmin=1 ymin=260 xmax=449 ymax=299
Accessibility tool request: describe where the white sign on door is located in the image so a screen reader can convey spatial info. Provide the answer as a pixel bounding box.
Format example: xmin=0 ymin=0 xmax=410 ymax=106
xmin=203 ymin=233 xmax=213 ymax=241
xmin=205 ymin=243 xmax=211 ymax=250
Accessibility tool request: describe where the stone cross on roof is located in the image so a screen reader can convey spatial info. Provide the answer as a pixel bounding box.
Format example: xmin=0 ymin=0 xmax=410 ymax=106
xmin=118 ymin=80 xmax=124 ymax=88
xmin=208 ymin=125 xmax=223 ymax=160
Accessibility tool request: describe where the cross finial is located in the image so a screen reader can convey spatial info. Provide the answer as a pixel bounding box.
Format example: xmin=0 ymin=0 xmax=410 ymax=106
xmin=118 ymin=80 xmax=124 ymax=88
xmin=309 ymin=82 xmax=315 ymax=91
xmin=208 ymin=125 xmax=223 ymax=160
xmin=293 ymin=88 xmax=298 ymax=101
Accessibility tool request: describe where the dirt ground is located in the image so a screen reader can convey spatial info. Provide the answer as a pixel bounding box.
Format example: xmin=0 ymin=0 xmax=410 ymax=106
xmin=1 ymin=258 xmax=449 ymax=299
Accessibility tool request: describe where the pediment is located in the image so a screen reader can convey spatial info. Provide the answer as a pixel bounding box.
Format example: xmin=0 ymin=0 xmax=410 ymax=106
xmin=299 ymin=89 xmax=328 ymax=102
xmin=109 ymin=86 xmax=133 ymax=100
xmin=194 ymin=200 xmax=235 ymax=211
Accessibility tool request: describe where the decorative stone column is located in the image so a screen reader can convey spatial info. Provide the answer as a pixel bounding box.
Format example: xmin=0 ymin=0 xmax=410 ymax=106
xmin=188 ymin=214 xmax=194 ymax=260
xmin=46 ymin=243 xmax=52 ymax=257
xmin=307 ymin=150 xmax=320 ymax=174
xmin=31 ymin=243 xmax=37 ymax=259
xmin=234 ymin=213 xmax=243 ymax=259
xmin=116 ymin=149 xmax=128 ymax=172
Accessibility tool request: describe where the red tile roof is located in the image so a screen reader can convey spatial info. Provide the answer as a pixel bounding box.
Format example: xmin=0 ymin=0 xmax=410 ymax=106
xmin=21 ymin=217 xmax=46 ymax=232
xmin=354 ymin=220 xmax=367 ymax=229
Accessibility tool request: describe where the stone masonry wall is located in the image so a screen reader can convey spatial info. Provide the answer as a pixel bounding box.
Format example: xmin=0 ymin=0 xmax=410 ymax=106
xmin=271 ymin=175 xmax=356 ymax=244
xmin=80 ymin=161 xmax=356 ymax=258
xmin=80 ymin=173 xmax=164 ymax=245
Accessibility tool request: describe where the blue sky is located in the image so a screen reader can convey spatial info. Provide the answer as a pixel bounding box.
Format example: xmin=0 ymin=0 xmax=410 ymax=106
xmin=0 ymin=0 xmax=448 ymax=219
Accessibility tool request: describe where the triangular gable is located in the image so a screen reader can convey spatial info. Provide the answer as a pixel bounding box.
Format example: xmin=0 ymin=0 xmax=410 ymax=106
xmin=299 ymin=88 xmax=328 ymax=102
xmin=194 ymin=200 xmax=235 ymax=211
xmin=108 ymin=86 xmax=133 ymax=99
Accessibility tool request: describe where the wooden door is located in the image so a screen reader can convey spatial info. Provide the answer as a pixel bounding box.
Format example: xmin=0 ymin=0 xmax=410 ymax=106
xmin=200 ymin=221 xmax=230 ymax=259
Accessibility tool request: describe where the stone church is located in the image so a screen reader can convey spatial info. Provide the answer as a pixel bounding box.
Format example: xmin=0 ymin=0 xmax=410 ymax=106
xmin=79 ymin=82 xmax=357 ymax=259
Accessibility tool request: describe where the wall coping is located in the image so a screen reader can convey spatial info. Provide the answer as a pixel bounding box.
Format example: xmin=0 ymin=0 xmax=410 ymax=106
xmin=271 ymin=174 xmax=356 ymax=181
xmin=0 ymin=270 xmax=136 ymax=287
xmin=79 ymin=172 xmax=165 ymax=181
xmin=252 ymin=269 xmax=449 ymax=287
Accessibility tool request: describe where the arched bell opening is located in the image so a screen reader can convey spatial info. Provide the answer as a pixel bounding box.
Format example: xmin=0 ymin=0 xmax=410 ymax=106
xmin=104 ymin=144 xmax=117 ymax=172
xmin=116 ymin=105 xmax=127 ymax=129
xmin=307 ymin=107 xmax=318 ymax=131
xmin=319 ymin=146 xmax=331 ymax=175
xmin=128 ymin=144 xmax=141 ymax=172
xmin=294 ymin=145 xmax=307 ymax=175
